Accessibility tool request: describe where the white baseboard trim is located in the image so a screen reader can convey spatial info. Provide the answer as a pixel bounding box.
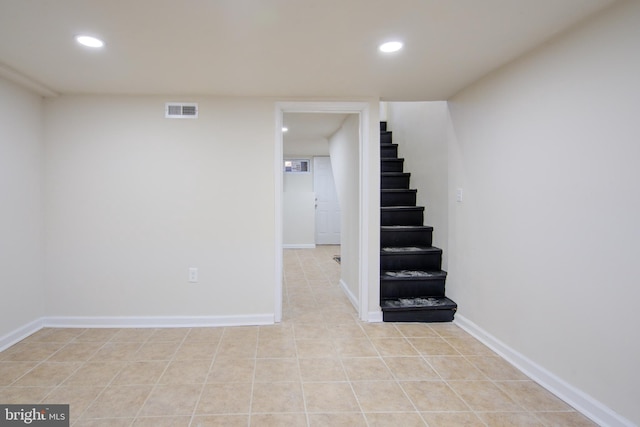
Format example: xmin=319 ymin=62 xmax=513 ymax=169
xmin=1 ymin=315 xmax=275 ymax=348
xmin=454 ymin=314 xmax=634 ymax=427
xmin=368 ymin=310 xmax=383 ymax=323
xmin=338 ymin=279 xmax=382 ymax=323
xmin=339 ymin=279 xmax=359 ymax=311
xmin=282 ymin=244 xmax=316 ymax=249
xmin=0 ymin=317 xmax=45 ymax=351
xmin=43 ymin=314 xmax=275 ymax=329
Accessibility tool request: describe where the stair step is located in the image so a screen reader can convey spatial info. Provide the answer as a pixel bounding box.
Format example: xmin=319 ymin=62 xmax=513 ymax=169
xmin=381 ymin=131 xmax=393 ymax=144
xmin=381 ymin=297 xmax=457 ymax=322
xmin=381 ymin=189 xmax=416 ymax=207
xmin=381 ymin=172 xmax=410 ymax=189
xmin=381 ymin=143 xmax=398 ymax=158
xmin=381 ymin=225 xmax=432 ymax=246
xmin=381 ymin=158 xmax=404 ymax=173
xmin=381 ymin=206 xmax=424 ymax=226
xmin=380 ymin=121 xmax=387 ymax=132
xmin=380 ymin=270 xmax=447 ymax=298
xmin=380 ymin=246 xmax=442 ymax=271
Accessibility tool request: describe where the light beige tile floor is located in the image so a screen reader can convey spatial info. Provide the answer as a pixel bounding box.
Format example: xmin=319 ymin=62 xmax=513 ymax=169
xmin=0 ymin=245 xmax=598 ymax=426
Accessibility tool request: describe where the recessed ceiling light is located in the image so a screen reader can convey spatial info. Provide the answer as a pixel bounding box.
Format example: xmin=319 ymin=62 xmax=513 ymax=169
xmin=282 ymin=127 xmax=288 ymax=132
xmin=75 ymin=35 xmax=105 ymax=48
xmin=379 ymin=41 xmax=403 ymax=53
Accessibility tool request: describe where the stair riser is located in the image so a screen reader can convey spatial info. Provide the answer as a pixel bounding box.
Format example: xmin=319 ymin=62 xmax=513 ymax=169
xmin=381 ymin=210 xmax=424 ymax=226
xmin=381 ymin=132 xmax=393 ymax=144
xmin=380 ymin=279 xmax=446 ymax=298
xmin=381 ymin=191 xmax=416 ymax=206
xmin=381 ymin=159 xmax=404 ymax=173
xmin=380 ymin=253 xmax=442 ymax=271
xmin=382 ymin=309 xmax=456 ymax=322
xmin=381 ymin=175 xmax=410 ymax=189
xmin=380 ymin=122 xmax=387 ymax=132
xmin=381 ymin=229 xmax=432 ymax=247
xmin=381 ymin=145 xmax=398 ymax=158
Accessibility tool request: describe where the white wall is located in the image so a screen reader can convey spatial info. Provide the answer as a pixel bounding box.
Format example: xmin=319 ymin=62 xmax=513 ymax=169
xmin=448 ymin=1 xmax=640 ymax=424
xmin=387 ymin=102 xmax=449 ymax=267
xmin=0 ymin=77 xmax=45 ymax=341
xmin=43 ymin=96 xmax=276 ymax=321
xmin=282 ymin=191 xmax=315 ymax=247
xmin=283 ymin=164 xmax=315 ymax=247
xmin=284 ymin=137 xmax=329 ymax=157
xmin=328 ymin=115 xmax=360 ymax=303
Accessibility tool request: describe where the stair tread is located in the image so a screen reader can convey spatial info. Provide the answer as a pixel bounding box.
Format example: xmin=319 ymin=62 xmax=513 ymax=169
xmin=381 ymin=206 xmax=424 ymax=211
xmin=381 ymin=225 xmax=432 ymax=230
xmin=381 ymin=246 xmax=442 ymax=253
xmin=382 ymin=172 xmax=410 ymax=175
xmin=381 ymin=270 xmax=446 ymax=279
xmin=381 ymin=188 xmax=416 ymax=192
xmin=381 ymin=296 xmax=457 ymax=311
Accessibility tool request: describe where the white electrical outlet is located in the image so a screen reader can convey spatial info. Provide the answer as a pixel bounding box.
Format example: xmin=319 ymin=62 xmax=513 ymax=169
xmin=188 ymin=267 xmax=198 ymax=283
xmin=456 ymin=188 xmax=463 ymax=202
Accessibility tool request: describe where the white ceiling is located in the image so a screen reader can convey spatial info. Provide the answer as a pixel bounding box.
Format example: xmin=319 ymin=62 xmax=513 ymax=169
xmin=0 ymin=0 xmax=614 ymax=100
xmin=284 ymin=113 xmax=350 ymax=141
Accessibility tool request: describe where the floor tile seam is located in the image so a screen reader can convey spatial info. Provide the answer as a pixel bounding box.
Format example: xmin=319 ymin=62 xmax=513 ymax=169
xmin=73 ymin=414 xmax=138 ymax=420
xmin=335 ymin=351 xmax=367 ymax=420
xmin=377 ymin=354 xmax=437 ymax=383
xmin=446 ymin=378 xmax=531 ymax=416
xmin=426 ymin=353 xmax=491 ymax=382
xmin=5 ymin=356 xmax=64 ymax=387
xmin=247 ymin=410 xmax=312 ymax=415
xmin=244 ymin=341 xmax=259 ymax=422
xmin=438 ymin=334 xmax=489 ymax=358
xmin=488 ymin=379 xmax=578 ymax=414
xmin=295 ymin=352 xmax=311 ymax=427
xmin=187 ymin=329 xmax=224 ymax=427
xmin=457 ymin=353 xmax=505 ymax=381
xmin=373 ymin=355 xmax=431 ymax=426
xmin=472 ymin=408 xmax=564 ymax=426
xmin=46 ymin=335 xmax=105 ymax=364
xmin=24 ymin=354 xmax=91 ymax=403
xmin=130 ymin=330 xmax=196 ymax=422
xmin=401 ymin=375 xmax=476 ymax=414
xmin=449 ymin=375 xmax=532 ymax=413
xmin=489 ymin=377 xmax=579 ymax=413
xmin=106 ymin=330 xmax=155 ymax=345
xmin=76 ymin=380 xmax=154 ymax=421
xmin=407 ymin=335 xmax=465 ymax=358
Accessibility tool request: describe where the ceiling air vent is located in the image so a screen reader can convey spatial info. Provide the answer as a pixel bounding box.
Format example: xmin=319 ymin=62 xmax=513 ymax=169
xmin=165 ymin=102 xmax=198 ymax=119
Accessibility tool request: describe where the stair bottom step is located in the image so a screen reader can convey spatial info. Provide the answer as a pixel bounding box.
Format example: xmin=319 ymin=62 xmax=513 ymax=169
xmin=381 ymin=297 xmax=457 ymax=323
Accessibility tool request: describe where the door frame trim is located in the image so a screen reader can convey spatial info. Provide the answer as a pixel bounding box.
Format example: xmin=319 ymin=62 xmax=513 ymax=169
xmin=274 ymin=101 xmax=372 ymax=322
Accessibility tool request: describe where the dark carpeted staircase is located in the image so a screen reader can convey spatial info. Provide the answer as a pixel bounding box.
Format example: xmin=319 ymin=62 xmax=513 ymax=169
xmin=380 ymin=121 xmax=457 ymax=322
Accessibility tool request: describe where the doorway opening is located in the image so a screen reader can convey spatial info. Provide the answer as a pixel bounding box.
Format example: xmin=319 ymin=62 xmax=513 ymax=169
xmin=274 ymin=102 xmax=373 ymax=323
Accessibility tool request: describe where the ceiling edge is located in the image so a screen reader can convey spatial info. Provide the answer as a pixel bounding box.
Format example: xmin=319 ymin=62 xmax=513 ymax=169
xmin=0 ymin=62 xmax=58 ymax=97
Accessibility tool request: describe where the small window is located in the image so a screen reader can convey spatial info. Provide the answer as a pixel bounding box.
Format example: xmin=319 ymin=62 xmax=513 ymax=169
xmin=284 ymin=159 xmax=310 ymax=173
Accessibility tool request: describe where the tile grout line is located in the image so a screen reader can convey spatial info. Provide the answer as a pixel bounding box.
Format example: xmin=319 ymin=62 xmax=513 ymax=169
xmin=129 ymin=328 xmax=191 ymax=424
xmin=45 ymin=330 xmax=117 ymax=426
xmin=188 ymin=326 xmax=226 ymax=427
xmin=437 ymin=333 xmax=527 ymax=425
xmin=371 ymin=323 xmax=433 ymax=426
xmin=422 ymin=330 xmax=493 ymax=426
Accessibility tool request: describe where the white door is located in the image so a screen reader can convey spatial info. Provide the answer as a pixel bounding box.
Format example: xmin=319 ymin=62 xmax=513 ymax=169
xmin=314 ymin=157 xmax=341 ymax=244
